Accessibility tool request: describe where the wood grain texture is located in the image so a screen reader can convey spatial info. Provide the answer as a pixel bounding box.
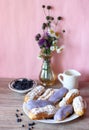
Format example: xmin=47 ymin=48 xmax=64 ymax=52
xmin=0 ymin=78 xmax=89 ymax=130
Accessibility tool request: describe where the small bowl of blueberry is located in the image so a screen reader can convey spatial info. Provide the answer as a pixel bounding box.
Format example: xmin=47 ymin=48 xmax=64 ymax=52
xmin=9 ymin=78 xmax=37 ymax=93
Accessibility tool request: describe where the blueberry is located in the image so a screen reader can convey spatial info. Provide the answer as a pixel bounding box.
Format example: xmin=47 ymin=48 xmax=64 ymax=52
xmin=14 ymin=84 xmax=21 ymax=89
xmin=15 ymin=113 xmax=19 ymax=118
xmin=28 ymin=80 xmax=33 ymax=88
xmin=22 ymin=124 xmax=25 ymax=127
xmin=14 ymin=80 xmax=21 ymax=85
xmin=17 ymin=118 xmax=20 ymax=122
xmin=28 ymin=122 xmax=35 ymax=126
xmin=20 ymin=113 xmax=23 ymax=116
xmin=32 ymin=122 xmax=35 ymax=125
xmin=16 ymin=109 xmax=19 ymax=112
xmin=22 ymin=78 xmax=28 ymax=82
xmin=13 ymin=80 xmax=22 ymax=90
xmin=18 ymin=118 xmax=22 ymax=122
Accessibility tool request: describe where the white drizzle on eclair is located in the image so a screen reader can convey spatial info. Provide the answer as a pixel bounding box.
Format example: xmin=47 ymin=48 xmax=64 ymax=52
xmin=73 ymin=96 xmax=86 ymax=116
xmin=38 ymin=88 xmax=55 ymax=100
xmin=24 ymin=85 xmax=45 ymax=102
xmin=59 ymin=89 xmax=80 ymax=107
xmin=29 ymin=105 xmax=57 ymax=120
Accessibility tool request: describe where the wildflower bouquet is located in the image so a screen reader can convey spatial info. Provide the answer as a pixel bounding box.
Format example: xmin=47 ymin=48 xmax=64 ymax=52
xmin=35 ymin=5 xmax=65 ymax=57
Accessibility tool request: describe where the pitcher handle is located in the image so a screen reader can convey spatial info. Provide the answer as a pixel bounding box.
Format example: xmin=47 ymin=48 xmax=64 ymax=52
xmin=58 ymin=73 xmax=64 ymax=84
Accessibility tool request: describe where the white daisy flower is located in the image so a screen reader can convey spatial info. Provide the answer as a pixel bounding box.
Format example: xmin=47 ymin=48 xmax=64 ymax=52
xmin=50 ymin=46 xmax=55 ymax=51
xmin=52 ymin=40 xmax=57 ymax=45
xmin=56 ymin=45 xmax=65 ymax=53
xmin=47 ymin=28 xmax=60 ymax=39
xmin=48 ymin=29 xmax=55 ymax=37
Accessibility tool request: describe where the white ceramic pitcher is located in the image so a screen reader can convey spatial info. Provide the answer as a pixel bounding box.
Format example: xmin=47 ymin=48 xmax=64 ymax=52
xmin=58 ymin=69 xmax=81 ymax=90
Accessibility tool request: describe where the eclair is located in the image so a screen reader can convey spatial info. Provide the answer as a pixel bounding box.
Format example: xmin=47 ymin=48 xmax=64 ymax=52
xmin=73 ymin=96 xmax=86 ymax=116
xmin=24 ymin=85 xmax=45 ymax=102
xmin=26 ymin=100 xmax=53 ymax=110
xmin=38 ymin=88 xmax=55 ymax=100
xmin=59 ymin=89 xmax=80 ymax=107
xmin=48 ymin=87 xmax=68 ymax=104
xmin=29 ymin=105 xmax=57 ymax=120
xmin=54 ymin=105 xmax=73 ymax=121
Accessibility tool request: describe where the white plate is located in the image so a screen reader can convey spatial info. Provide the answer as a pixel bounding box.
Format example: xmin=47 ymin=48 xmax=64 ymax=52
xmin=23 ymin=88 xmax=87 ymax=124
xmin=23 ymin=102 xmax=80 ymax=124
xmin=9 ymin=78 xmax=37 ymax=94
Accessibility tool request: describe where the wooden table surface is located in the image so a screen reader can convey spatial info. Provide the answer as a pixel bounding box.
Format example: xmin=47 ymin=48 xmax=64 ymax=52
xmin=0 ymin=78 xmax=89 ymax=130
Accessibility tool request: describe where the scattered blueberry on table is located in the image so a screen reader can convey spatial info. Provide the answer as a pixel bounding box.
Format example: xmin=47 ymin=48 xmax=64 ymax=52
xmin=22 ymin=124 xmax=25 ymax=127
xmin=15 ymin=109 xmax=35 ymax=129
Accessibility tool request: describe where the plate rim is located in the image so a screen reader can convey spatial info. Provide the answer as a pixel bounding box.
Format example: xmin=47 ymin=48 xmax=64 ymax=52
xmin=8 ymin=78 xmax=37 ymax=93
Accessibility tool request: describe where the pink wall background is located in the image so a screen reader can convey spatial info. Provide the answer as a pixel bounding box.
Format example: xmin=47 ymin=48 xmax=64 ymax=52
xmin=0 ymin=0 xmax=89 ymax=81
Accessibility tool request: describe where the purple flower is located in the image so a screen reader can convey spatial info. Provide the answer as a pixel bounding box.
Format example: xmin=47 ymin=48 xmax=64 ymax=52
xmin=45 ymin=32 xmax=50 ymax=37
xmin=38 ymin=38 xmax=47 ymax=47
xmin=38 ymin=37 xmax=52 ymax=49
xmin=46 ymin=41 xmax=51 ymax=48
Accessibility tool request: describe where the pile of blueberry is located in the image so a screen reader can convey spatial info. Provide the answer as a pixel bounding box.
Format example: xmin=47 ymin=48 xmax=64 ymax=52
xmin=13 ymin=78 xmax=35 ymax=90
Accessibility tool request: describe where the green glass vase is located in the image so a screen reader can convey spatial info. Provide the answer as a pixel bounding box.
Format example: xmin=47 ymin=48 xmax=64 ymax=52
xmin=39 ymin=54 xmax=56 ymax=87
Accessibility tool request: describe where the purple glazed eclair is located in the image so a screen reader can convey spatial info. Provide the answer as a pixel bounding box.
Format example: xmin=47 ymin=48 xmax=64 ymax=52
xmin=54 ymin=105 xmax=73 ymax=121
xmin=48 ymin=87 xmax=68 ymax=104
xmin=26 ymin=100 xmax=53 ymax=110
